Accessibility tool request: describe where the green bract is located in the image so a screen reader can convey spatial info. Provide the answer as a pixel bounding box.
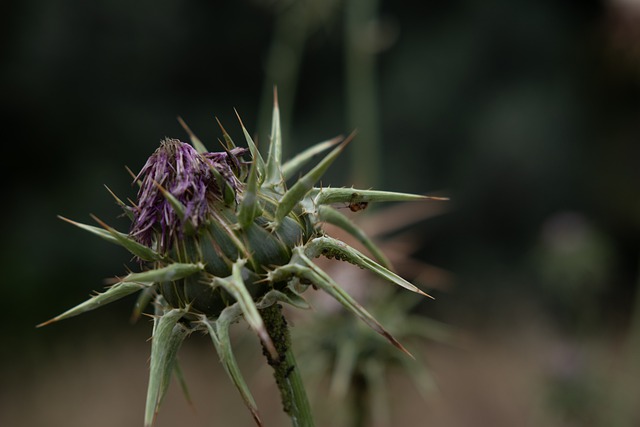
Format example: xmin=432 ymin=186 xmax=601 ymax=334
xmin=40 ymin=95 xmax=445 ymax=426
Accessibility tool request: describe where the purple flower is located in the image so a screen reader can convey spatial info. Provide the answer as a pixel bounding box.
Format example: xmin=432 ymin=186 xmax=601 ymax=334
xmin=130 ymin=138 xmax=246 ymax=251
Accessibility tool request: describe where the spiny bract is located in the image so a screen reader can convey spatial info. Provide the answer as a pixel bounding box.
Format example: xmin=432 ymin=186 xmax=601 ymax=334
xmin=40 ymin=95 xmax=444 ymax=426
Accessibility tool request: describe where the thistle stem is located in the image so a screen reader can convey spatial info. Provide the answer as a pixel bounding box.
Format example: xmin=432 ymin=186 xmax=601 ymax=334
xmin=260 ymin=304 xmax=315 ymax=427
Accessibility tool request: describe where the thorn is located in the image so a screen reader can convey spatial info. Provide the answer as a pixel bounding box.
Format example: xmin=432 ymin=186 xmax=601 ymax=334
xmin=273 ymin=85 xmax=279 ymax=109
xmin=125 ymin=165 xmax=139 ymax=184
xmin=36 ymin=317 xmax=56 ymax=328
xmin=416 ymin=288 xmax=436 ymax=300
xmin=90 ymin=213 xmax=111 ymax=230
xmin=177 ymin=116 xmax=194 ymax=138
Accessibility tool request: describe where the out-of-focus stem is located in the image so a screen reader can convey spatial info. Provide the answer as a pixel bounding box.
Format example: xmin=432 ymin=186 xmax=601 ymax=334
xmin=258 ymin=3 xmax=310 ymax=150
xmin=345 ymin=0 xmax=381 ymax=188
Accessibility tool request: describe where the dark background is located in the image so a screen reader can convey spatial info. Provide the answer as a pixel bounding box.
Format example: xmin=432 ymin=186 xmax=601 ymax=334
xmin=2 ymin=0 xmax=640 ymax=426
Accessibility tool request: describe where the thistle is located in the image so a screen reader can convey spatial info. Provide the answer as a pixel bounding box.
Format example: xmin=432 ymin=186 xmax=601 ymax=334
xmin=40 ymin=93 xmax=446 ymax=427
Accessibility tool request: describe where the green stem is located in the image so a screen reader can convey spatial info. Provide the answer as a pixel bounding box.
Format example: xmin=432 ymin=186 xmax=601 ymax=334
xmin=260 ymin=304 xmax=315 ymax=427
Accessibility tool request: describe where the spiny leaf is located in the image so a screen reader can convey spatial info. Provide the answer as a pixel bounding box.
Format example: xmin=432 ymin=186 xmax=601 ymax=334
xmin=281 ymin=136 xmax=342 ymax=181
xmin=145 ymin=308 xmax=189 ymax=427
xmin=208 ymin=165 xmax=237 ymax=206
xmin=131 ymin=286 xmax=156 ymax=323
xmin=314 ymin=188 xmax=448 ymax=206
xmin=237 ymin=152 xmax=261 ymax=229
xmin=306 ymin=236 xmax=433 ymax=299
xmin=173 ymin=360 xmax=194 ymax=409
xmin=177 ymin=116 xmax=208 ymax=154
xmin=269 ymin=254 xmax=413 ymax=358
xmin=265 ymin=87 xmax=283 ymax=186
xmin=201 ymin=310 xmax=263 ymax=427
xmin=59 ymin=216 xmax=161 ymax=262
xmin=235 ymin=109 xmax=265 ymax=180
xmin=215 ymin=117 xmax=237 ymax=149
xmin=212 ymin=259 xmax=277 ymax=359
xmin=272 ymin=133 xmax=354 ymax=228
xmin=104 ymin=185 xmax=135 ymax=221
xmin=119 ymin=262 xmax=204 ymax=284
xmin=256 ymin=289 xmax=310 ymax=311
xmin=37 ymin=281 xmax=145 ymax=327
xmin=317 ymin=205 xmax=391 ymax=269
xmin=92 ymin=214 xmax=166 ymax=262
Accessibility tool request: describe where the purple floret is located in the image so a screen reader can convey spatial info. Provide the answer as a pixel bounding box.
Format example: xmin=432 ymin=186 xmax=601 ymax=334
xmin=130 ymin=138 xmax=246 ymax=251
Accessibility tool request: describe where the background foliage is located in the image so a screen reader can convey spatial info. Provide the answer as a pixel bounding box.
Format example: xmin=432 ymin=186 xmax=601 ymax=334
xmin=2 ymin=0 xmax=639 ymax=426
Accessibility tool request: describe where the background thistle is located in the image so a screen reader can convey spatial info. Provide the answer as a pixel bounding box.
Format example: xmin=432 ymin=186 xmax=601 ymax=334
xmin=40 ymin=94 xmax=446 ymax=427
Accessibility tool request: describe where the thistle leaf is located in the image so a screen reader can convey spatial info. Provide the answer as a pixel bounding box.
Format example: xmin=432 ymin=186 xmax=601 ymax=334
xmin=272 ymin=134 xmax=353 ymax=227
xmin=256 ymin=289 xmax=311 ymax=310
xmin=265 ymin=88 xmax=283 ymax=186
xmin=201 ymin=309 xmax=263 ymax=426
xmin=93 ymin=214 xmax=166 ymax=262
xmin=237 ymin=153 xmax=261 ymax=229
xmin=59 ymin=216 xmax=162 ymax=262
xmin=270 ymin=256 xmax=413 ymax=358
xmin=177 ymin=116 xmax=208 ymax=154
xmin=306 ymin=236 xmax=433 ymax=299
xmin=131 ymin=286 xmax=156 ymax=323
xmin=37 ymin=281 xmax=145 ymax=327
xmin=173 ymin=360 xmax=194 ymax=409
xmin=209 ymin=165 xmax=237 ymax=206
xmin=317 ymin=205 xmax=392 ymax=269
xmin=121 ymin=263 xmax=204 ymax=284
xmin=145 ymin=308 xmax=189 ymax=427
xmin=215 ymin=117 xmax=237 ymax=149
xmin=104 ymin=185 xmax=135 ymax=221
xmin=235 ymin=109 xmax=265 ymax=180
xmin=281 ymin=136 xmax=342 ymax=181
xmin=314 ymin=188 xmax=448 ymax=206
xmin=212 ymin=260 xmax=277 ymax=359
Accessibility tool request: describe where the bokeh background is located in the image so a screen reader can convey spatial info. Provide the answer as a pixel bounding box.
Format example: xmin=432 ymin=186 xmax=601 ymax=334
xmin=2 ymin=0 xmax=640 ymax=426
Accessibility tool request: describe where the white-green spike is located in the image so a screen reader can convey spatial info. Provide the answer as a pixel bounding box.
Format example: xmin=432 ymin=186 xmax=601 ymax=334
xmin=272 ymin=134 xmax=353 ymax=228
xmin=119 ymin=262 xmax=204 ymax=284
xmin=211 ymin=259 xmax=277 ymax=359
xmin=145 ymin=308 xmax=189 ymax=427
xmin=314 ymin=188 xmax=448 ymax=206
xmin=268 ymin=254 xmax=413 ymax=358
xmin=37 ymin=281 xmax=146 ymax=327
xmin=104 ymin=185 xmax=135 ymax=221
xmin=201 ymin=309 xmax=263 ymax=427
xmin=177 ymin=116 xmax=208 ymax=154
xmin=58 ymin=216 xmax=162 ymax=262
xmin=306 ymin=235 xmax=433 ymax=299
xmin=215 ymin=116 xmax=237 ymax=149
xmin=265 ymin=87 xmax=283 ymax=186
xmin=235 ymin=109 xmax=265 ymax=180
xmin=237 ymin=153 xmax=261 ymax=229
xmin=317 ymin=205 xmax=392 ymax=269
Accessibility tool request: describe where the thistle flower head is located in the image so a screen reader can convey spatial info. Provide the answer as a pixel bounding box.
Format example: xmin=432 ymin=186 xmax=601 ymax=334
xmin=131 ymin=138 xmax=246 ymax=251
xmin=41 ymin=96 xmax=446 ymax=426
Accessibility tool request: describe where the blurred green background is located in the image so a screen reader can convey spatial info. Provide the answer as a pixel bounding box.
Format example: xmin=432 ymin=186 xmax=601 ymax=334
xmin=2 ymin=0 xmax=640 ymax=426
